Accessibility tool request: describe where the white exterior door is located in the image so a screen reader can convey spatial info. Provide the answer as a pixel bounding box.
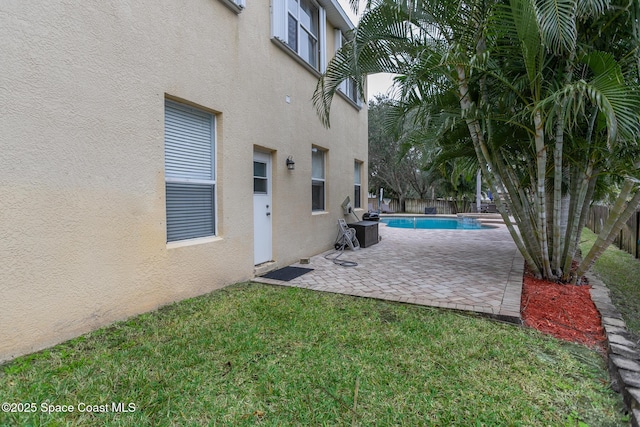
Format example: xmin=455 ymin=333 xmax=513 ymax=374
xmin=253 ymin=151 xmax=272 ymax=265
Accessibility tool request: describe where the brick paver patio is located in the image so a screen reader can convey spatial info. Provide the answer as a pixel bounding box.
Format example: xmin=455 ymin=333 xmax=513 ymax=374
xmin=254 ymin=216 xmax=524 ymax=323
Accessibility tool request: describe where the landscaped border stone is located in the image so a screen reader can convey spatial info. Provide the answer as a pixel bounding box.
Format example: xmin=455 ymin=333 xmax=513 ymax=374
xmin=588 ymin=274 xmax=640 ymax=426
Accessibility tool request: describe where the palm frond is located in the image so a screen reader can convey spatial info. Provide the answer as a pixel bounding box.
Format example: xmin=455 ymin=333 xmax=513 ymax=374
xmin=581 ymin=51 xmax=640 ymax=143
xmin=314 ymin=2 xmax=415 ymax=126
xmin=533 ymin=0 xmax=577 ymax=54
xmin=537 ymin=51 xmax=640 ymax=145
xmin=504 ymin=0 xmax=545 ymax=95
xmin=576 ymin=0 xmax=609 ymax=19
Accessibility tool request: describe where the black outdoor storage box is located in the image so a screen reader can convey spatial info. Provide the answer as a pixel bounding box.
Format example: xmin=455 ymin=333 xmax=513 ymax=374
xmin=350 ymin=221 xmax=379 ymax=248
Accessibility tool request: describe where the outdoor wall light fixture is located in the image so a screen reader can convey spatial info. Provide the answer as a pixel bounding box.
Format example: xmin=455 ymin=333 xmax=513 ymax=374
xmin=286 ymin=156 xmax=295 ymax=170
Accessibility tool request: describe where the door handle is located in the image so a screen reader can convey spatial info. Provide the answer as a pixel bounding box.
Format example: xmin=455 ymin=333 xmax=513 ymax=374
xmin=266 ymin=212 xmax=271 ymax=216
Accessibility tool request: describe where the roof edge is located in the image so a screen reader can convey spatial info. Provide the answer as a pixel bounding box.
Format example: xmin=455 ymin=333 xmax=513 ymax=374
xmin=319 ymin=0 xmax=356 ymax=33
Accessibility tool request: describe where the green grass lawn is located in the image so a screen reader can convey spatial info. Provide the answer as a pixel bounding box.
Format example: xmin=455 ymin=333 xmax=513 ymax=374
xmin=581 ymin=227 xmax=640 ymax=342
xmin=0 ymin=283 xmax=627 ymax=426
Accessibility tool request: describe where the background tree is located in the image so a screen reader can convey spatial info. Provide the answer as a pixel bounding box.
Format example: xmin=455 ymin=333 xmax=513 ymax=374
xmin=368 ymin=95 xmax=433 ymax=210
xmin=391 ymin=93 xmax=484 ymax=209
xmin=314 ymin=0 xmax=640 ymax=282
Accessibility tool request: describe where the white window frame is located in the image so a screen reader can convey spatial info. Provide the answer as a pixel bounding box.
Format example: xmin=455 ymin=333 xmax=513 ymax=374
xmin=312 ymin=147 xmax=326 ymax=212
xmin=354 ymin=160 xmax=362 ymax=209
xmin=272 ymin=0 xmax=327 ymax=72
xmin=164 ymin=99 xmax=217 ymax=243
xmin=253 ymin=160 xmax=268 ymax=194
xmin=334 ymin=29 xmax=360 ymax=106
xmin=218 ymin=0 xmax=245 ymax=14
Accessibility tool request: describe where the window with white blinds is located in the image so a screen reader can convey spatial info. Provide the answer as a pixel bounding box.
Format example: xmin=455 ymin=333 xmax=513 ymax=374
xmin=164 ymin=100 xmax=216 ymax=242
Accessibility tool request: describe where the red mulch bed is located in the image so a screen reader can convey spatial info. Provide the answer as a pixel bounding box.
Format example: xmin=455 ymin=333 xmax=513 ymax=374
xmin=521 ymin=272 xmax=606 ymax=351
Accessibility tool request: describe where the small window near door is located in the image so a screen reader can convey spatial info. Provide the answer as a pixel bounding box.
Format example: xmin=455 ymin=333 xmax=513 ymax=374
xmin=254 ymin=161 xmax=268 ymax=194
xmin=354 ymin=160 xmax=362 ymax=209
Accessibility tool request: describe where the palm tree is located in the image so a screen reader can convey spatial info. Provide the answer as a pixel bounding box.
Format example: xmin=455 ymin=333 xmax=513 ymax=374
xmin=314 ymin=0 xmax=640 ymax=282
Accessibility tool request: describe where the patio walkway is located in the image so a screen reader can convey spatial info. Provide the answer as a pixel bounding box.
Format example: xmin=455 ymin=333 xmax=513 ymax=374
xmin=254 ymin=216 xmax=524 ymax=323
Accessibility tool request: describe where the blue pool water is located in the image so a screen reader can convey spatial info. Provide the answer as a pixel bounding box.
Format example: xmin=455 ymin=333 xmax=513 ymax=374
xmin=380 ymin=216 xmax=488 ymax=230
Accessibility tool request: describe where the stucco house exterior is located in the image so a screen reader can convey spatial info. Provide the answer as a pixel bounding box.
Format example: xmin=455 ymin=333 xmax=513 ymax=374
xmin=0 ymin=0 xmax=367 ymax=362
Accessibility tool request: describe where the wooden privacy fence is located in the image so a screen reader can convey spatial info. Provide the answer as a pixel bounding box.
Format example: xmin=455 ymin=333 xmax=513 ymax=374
xmin=586 ymin=205 xmax=640 ymax=259
xmin=367 ymin=198 xmax=474 ymax=215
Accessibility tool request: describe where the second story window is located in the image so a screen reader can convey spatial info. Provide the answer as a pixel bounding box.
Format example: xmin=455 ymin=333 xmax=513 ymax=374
xmin=335 ymin=30 xmax=359 ymax=105
xmin=218 ymin=0 xmax=245 ymax=13
xmin=272 ymin=0 xmax=326 ymax=71
xmin=288 ymin=0 xmax=320 ymax=68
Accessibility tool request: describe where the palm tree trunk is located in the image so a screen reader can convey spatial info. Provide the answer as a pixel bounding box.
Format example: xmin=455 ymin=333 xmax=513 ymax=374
xmin=561 ymin=163 xmax=596 ymax=280
xmin=552 ymin=54 xmax=574 ymax=275
xmin=634 ymin=0 xmax=640 ymax=80
xmin=594 ymin=179 xmax=634 ymax=250
xmin=576 ymin=179 xmax=640 ymax=278
xmin=455 ymin=65 xmax=541 ymax=276
xmin=568 ymin=171 xmax=598 ymax=276
xmin=560 ymin=165 xmax=580 ymax=278
xmin=493 ymin=149 xmax=544 ymax=269
xmin=552 ymin=118 xmax=564 ymax=274
xmin=534 ymin=111 xmax=553 ymax=278
xmin=561 ymin=105 xmax=599 ymax=280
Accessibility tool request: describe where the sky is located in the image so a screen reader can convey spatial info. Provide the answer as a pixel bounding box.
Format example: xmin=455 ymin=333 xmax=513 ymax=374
xmin=336 ymin=0 xmax=396 ymax=101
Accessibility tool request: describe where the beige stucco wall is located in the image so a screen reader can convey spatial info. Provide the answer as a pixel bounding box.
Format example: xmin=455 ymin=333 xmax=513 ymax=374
xmin=0 ymin=0 xmax=367 ymax=362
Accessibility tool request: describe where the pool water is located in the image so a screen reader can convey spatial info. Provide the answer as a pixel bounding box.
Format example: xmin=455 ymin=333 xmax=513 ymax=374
xmin=380 ymin=216 xmax=487 ymax=230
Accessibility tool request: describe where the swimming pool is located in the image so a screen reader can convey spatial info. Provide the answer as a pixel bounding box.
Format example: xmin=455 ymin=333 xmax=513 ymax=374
xmin=380 ymin=216 xmax=489 ymax=230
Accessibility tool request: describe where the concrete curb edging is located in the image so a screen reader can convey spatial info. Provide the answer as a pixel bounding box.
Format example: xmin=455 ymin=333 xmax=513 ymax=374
xmin=588 ymin=274 xmax=640 ymax=426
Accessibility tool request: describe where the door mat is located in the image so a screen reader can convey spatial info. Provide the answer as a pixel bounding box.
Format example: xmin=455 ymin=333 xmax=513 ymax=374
xmin=261 ymin=266 xmax=314 ymax=281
